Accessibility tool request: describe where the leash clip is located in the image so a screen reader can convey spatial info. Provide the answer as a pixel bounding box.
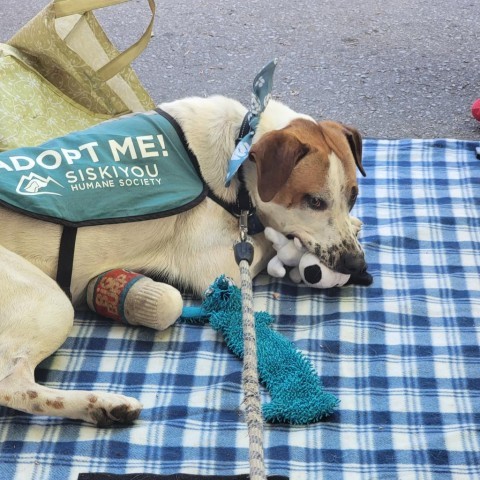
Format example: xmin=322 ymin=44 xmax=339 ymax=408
xmin=239 ymin=210 xmax=249 ymax=242
xmin=235 ymin=209 xmax=254 ymax=265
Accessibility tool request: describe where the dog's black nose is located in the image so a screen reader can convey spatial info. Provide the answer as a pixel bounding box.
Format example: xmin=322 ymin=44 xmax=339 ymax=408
xmin=338 ymin=253 xmax=367 ymax=275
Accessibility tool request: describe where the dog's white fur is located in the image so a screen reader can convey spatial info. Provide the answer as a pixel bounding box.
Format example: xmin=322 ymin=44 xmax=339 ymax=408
xmin=0 ymin=96 xmax=365 ymax=425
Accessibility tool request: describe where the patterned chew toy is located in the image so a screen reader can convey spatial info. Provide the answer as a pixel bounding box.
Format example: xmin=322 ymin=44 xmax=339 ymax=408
xmin=87 ymin=269 xmax=182 ymax=330
xmin=182 ymin=276 xmax=340 ymax=424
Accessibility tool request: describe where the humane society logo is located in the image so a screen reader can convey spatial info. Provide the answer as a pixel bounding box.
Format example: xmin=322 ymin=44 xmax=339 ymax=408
xmin=16 ymin=172 xmax=64 ymax=196
xmin=1 ymin=132 xmax=168 ymax=197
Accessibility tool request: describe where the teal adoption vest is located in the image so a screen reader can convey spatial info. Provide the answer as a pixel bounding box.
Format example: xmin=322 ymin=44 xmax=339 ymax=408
xmin=0 ymin=109 xmax=209 ymax=298
xmin=0 ymin=109 xmax=208 ymax=226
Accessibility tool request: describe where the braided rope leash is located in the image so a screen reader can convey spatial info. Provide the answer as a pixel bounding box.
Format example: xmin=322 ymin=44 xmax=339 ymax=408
xmin=234 ymin=212 xmax=266 ymax=480
xmin=226 ymin=60 xmax=278 ymax=480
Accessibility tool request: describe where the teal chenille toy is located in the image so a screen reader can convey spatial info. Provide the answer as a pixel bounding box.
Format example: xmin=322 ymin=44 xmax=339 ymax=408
xmin=181 ymin=275 xmax=339 ymax=424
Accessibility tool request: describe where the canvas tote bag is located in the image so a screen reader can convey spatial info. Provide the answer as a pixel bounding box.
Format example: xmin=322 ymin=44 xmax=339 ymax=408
xmin=7 ymin=0 xmax=156 ymax=116
xmin=0 ymin=43 xmax=112 ymax=151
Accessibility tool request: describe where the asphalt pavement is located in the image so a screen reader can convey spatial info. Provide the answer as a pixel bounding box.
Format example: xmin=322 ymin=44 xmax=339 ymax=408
xmin=1 ymin=0 xmax=479 ymax=139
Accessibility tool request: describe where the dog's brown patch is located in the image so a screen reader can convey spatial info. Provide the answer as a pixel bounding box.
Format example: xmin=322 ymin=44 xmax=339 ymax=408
xmin=250 ymin=127 xmax=312 ymax=202
xmin=316 ymin=120 xmax=363 ymax=185
xmin=251 ymin=118 xmax=361 ymax=208
xmin=46 ymin=398 xmax=65 ymax=410
xmin=251 ymin=120 xmax=330 ymax=206
xmin=88 ymin=395 xmax=98 ymax=404
xmin=33 ymin=403 xmax=44 ymax=413
xmin=27 ymin=390 xmax=38 ymax=399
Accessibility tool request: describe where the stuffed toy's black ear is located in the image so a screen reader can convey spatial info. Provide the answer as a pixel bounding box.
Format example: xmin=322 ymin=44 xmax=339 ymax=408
xmin=303 ymin=264 xmax=322 ymax=285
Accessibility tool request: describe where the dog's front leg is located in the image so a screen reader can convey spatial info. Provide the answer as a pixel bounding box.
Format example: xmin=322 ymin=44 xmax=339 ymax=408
xmin=0 ymin=358 xmax=142 ymax=426
xmin=0 ymin=247 xmax=142 ymax=426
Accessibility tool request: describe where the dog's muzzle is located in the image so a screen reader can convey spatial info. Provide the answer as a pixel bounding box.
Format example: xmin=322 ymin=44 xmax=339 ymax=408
xmin=337 ymin=252 xmax=368 ymax=275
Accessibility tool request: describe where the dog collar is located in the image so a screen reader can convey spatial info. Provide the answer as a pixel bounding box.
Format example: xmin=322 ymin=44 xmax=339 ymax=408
xmin=207 ymin=164 xmax=264 ymax=235
xmin=206 ymin=112 xmax=265 ymax=235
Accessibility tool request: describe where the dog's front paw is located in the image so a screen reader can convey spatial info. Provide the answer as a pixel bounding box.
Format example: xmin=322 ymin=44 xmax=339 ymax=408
xmin=87 ymin=393 xmax=142 ymax=427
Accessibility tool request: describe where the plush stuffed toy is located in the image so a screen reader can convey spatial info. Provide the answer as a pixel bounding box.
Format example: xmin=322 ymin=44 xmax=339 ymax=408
xmin=265 ymin=226 xmax=305 ymax=279
xmin=265 ymin=226 xmax=372 ymax=288
xmin=291 ymin=252 xmax=351 ymax=287
xmin=266 ymin=226 xmax=349 ymax=288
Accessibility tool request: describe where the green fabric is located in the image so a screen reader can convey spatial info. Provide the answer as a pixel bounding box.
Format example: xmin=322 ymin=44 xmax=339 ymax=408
xmin=8 ymin=1 xmax=155 ymax=115
xmin=0 ymin=111 xmax=207 ymax=225
xmin=0 ymin=44 xmax=108 ymax=152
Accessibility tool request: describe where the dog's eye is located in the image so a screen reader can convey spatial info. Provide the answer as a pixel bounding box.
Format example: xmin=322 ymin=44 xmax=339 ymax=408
xmin=305 ymin=195 xmax=328 ymax=211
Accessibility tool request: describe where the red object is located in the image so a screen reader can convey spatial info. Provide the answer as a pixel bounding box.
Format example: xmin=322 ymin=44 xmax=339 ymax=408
xmin=471 ymin=99 xmax=480 ymax=121
xmin=90 ymin=269 xmax=143 ymax=322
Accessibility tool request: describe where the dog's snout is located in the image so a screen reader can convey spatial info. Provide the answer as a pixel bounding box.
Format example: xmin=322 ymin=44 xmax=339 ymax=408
xmin=338 ymin=252 xmax=367 ymax=275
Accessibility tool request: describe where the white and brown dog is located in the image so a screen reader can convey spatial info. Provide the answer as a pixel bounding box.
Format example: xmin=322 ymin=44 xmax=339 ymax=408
xmin=0 ymin=95 xmax=366 ymax=426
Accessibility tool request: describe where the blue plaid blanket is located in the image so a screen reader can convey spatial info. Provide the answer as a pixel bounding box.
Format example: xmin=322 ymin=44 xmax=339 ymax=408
xmin=1 ymin=139 xmax=479 ymax=480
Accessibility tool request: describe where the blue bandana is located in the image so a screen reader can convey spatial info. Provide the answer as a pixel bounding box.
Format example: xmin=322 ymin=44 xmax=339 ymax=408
xmin=225 ymin=59 xmax=277 ymax=186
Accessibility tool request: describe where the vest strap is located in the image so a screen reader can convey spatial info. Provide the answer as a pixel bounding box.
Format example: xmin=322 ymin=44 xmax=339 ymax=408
xmin=56 ymin=226 xmax=78 ymax=300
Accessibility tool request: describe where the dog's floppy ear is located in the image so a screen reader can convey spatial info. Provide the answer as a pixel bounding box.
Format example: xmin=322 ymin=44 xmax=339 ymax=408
xmin=343 ymin=125 xmax=366 ymax=177
xmin=249 ymin=130 xmax=309 ymax=202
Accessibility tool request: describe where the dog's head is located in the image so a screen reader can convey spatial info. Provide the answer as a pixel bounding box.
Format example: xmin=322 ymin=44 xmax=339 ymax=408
xmin=249 ymin=118 xmax=367 ymax=275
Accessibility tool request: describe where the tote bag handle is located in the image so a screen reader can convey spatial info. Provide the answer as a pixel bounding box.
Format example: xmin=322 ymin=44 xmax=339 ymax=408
xmin=53 ymin=0 xmax=155 ymax=81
